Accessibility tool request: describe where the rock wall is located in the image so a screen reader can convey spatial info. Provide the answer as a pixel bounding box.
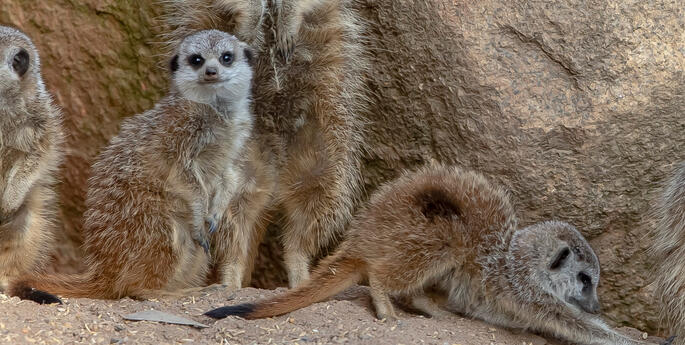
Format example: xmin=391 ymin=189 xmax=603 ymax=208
xmin=1 ymin=0 xmax=683 ymax=333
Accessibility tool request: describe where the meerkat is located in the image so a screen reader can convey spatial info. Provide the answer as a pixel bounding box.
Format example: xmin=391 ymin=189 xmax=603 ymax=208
xmin=204 ymin=165 xmax=673 ymax=345
xmin=0 ymin=26 xmax=63 ymax=292
xmin=163 ymin=0 xmax=368 ymax=288
xmin=8 ymin=30 xmax=258 ymax=301
xmin=650 ymin=162 xmax=685 ymax=343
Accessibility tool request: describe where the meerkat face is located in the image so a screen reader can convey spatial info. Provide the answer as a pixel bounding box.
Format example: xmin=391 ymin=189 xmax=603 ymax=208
xmin=0 ymin=26 xmax=39 ymax=112
xmin=170 ymin=30 xmax=254 ymax=105
xmin=508 ymin=221 xmax=601 ymax=314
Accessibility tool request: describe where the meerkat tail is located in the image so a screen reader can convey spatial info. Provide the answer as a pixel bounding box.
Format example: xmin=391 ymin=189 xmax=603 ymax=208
xmin=8 ymin=271 xmax=107 ymax=303
xmin=205 ymin=252 xmax=364 ymax=319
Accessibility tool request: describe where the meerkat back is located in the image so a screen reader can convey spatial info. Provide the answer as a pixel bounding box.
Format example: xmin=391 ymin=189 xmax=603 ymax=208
xmin=0 ymin=26 xmax=63 ymax=290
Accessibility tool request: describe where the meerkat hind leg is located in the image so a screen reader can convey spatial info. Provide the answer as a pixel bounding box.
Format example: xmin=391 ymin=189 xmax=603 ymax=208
xmin=369 ymin=275 xmax=397 ymax=320
xmin=283 ymin=247 xmax=311 ymax=287
xmin=410 ymin=294 xmax=453 ymax=319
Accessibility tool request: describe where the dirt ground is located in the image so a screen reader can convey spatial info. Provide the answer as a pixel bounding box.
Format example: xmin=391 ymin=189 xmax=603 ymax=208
xmin=0 ymin=285 xmax=663 ymax=345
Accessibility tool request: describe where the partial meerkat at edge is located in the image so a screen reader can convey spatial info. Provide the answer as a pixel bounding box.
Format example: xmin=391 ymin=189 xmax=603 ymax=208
xmin=0 ymin=26 xmax=63 ymax=294
xmin=163 ymin=0 xmax=368 ymax=288
xmin=650 ymin=162 xmax=685 ymax=344
xmin=205 ymin=165 xmax=673 ymax=345
xmin=8 ymin=29 xmax=258 ymax=301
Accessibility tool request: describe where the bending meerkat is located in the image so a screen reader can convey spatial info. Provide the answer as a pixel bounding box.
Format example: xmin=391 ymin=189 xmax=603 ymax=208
xmin=9 ymin=30 xmax=256 ymax=301
xmin=650 ymin=162 xmax=685 ymax=343
xmin=0 ymin=26 xmax=63 ymax=291
xmin=163 ymin=0 xmax=368 ymax=287
xmin=205 ymin=165 xmax=672 ymax=345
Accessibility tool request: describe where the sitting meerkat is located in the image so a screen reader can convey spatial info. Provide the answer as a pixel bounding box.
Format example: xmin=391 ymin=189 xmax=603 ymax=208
xmin=205 ymin=165 xmax=673 ymax=345
xmin=9 ymin=29 xmax=256 ymax=301
xmin=163 ymin=0 xmax=368 ymax=288
xmin=0 ymin=26 xmax=63 ymax=291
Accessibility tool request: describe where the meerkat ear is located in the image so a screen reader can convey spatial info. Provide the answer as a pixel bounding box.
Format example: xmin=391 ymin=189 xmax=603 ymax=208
xmin=549 ymin=247 xmax=570 ymax=270
xmin=243 ymin=47 xmax=255 ymax=66
xmin=170 ymin=55 xmax=180 ymax=73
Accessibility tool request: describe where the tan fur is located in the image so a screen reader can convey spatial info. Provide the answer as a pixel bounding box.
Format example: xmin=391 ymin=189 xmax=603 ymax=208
xmin=162 ymin=0 xmax=368 ymax=287
xmin=0 ymin=26 xmax=63 ymax=291
xmin=650 ymin=162 xmax=685 ymax=343
xmin=207 ymin=165 xmax=663 ymax=345
xmin=8 ymin=30 xmax=257 ymax=300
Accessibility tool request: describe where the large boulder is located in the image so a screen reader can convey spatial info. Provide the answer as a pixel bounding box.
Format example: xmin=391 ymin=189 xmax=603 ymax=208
xmin=1 ymin=0 xmax=682 ymax=332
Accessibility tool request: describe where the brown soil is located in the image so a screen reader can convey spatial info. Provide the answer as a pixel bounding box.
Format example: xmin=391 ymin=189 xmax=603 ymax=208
xmin=0 ymin=286 xmax=661 ymax=345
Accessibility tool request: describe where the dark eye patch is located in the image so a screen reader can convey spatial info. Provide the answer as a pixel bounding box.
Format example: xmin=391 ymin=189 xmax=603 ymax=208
xmin=187 ymin=54 xmax=205 ymax=68
xmin=220 ymin=52 xmax=233 ymax=66
xmin=578 ymin=272 xmax=592 ymax=291
xmin=549 ymin=247 xmax=570 ymax=270
xmin=12 ymin=49 xmax=30 ymax=77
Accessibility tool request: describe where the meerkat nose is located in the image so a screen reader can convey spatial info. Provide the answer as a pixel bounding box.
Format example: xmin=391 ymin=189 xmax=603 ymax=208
xmin=205 ymin=67 xmax=218 ymax=77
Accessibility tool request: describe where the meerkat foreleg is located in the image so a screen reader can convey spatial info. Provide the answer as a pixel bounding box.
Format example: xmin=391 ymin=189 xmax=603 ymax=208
xmin=475 ymin=299 xmax=665 ymax=345
xmin=2 ymin=152 xmax=47 ymax=219
xmin=187 ymin=172 xmax=212 ymax=254
xmin=272 ymin=0 xmax=327 ymax=61
xmin=540 ymin=315 xmax=669 ymax=345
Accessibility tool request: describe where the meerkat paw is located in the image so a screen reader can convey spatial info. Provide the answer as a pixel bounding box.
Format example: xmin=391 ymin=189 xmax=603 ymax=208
xmin=1 ymin=190 xmax=23 ymax=219
xmin=205 ymin=215 xmax=219 ymax=234
xmin=661 ymin=336 xmax=676 ymax=345
xmin=375 ymin=312 xmax=398 ymax=322
xmin=193 ymin=232 xmax=211 ymax=255
xmin=275 ymin=24 xmax=296 ymax=62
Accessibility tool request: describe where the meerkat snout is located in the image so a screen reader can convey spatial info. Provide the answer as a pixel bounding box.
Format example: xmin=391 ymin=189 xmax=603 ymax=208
xmin=205 ymin=66 xmax=218 ymax=78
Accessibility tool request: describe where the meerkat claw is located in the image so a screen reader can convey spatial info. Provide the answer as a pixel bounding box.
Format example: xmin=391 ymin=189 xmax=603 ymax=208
xmin=206 ymin=216 xmax=218 ymax=234
xmin=661 ymin=336 xmax=676 ymax=345
xmin=193 ymin=232 xmax=210 ymax=255
xmin=276 ymin=30 xmax=295 ymax=63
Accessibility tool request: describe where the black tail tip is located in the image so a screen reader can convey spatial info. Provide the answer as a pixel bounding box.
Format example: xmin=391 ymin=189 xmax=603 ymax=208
xmin=204 ymin=303 xmax=256 ymax=319
xmin=10 ymin=284 xmax=62 ymax=305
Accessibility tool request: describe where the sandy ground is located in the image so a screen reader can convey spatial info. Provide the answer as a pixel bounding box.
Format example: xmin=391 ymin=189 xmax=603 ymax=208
xmin=0 ymin=285 xmax=663 ymax=345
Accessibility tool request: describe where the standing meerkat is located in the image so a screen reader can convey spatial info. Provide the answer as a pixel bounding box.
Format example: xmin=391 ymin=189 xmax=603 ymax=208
xmin=205 ymin=165 xmax=673 ymax=345
xmin=163 ymin=0 xmax=368 ymax=287
xmin=0 ymin=26 xmax=63 ymax=291
xmin=9 ymin=30 xmax=258 ymax=301
xmin=650 ymin=162 xmax=685 ymax=343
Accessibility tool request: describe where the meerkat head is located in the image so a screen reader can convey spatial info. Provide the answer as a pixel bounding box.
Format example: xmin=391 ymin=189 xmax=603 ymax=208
xmin=0 ymin=26 xmax=43 ymax=113
xmin=170 ymin=29 xmax=254 ymax=105
xmin=506 ymin=221 xmax=602 ymax=315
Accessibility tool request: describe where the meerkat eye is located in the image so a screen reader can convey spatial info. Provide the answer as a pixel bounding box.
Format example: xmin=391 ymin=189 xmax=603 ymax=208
xmin=220 ymin=52 xmax=233 ymax=66
xmin=12 ymin=48 xmax=30 ymax=77
xmin=549 ymin=247 xmax=570 ymax=270
xmin=578 ymin=272 xmax=592 ymax=290
xmin=187 ymin=54 xmax=205 ymax=68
